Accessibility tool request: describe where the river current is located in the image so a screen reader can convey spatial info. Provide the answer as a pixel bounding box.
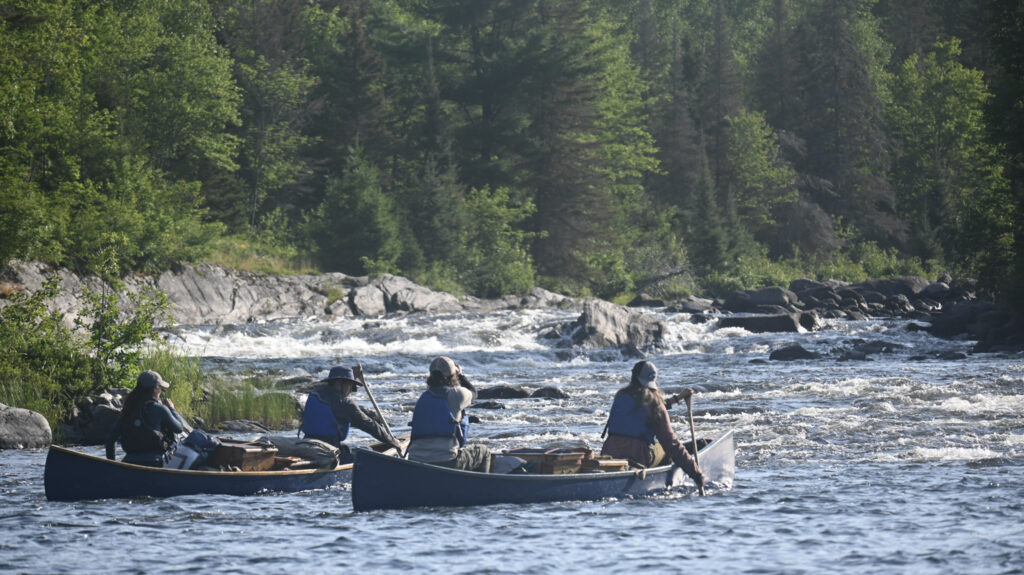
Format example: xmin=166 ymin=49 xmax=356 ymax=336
xmin=2 ymin=307 xmax=1022 ymax=574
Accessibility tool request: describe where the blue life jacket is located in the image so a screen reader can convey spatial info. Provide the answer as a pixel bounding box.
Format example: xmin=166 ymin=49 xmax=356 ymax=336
xmin=300 ymin=392 xmax=350 ymax=441
xmin=411 ymin=389 xmax=469 ymax=447
xmin=606 ymin=391 xmax=656 ymax=444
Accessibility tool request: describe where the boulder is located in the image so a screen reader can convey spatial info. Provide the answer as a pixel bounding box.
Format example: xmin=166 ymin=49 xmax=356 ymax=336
xmin=718 ymin=313 xmax=813 ymax=333
xmin=570 ymin=300 xmax=669 ymax=349
xmin=376 ymin=274 xmax=462 ymax=314
xmin=921 ymin=282 xmax=951 ymax=298
xmin=349 ymin=285 xmax=388 ymax=317
xmin=928 ymin=301 xmax=999 ymax=339
xmin=851 ymin=340 xmax=904 ymax=355
xmin=851 ymin=277 xmax=930 ymax=298
xmin=0 ymin=403 xmax=52 ymax=449
xmin=769 ymin=344 xmax=821 ymax=361
xmin=627 ymin=293 xmax=666 ymax=308
xmin=531 ymin=387 xmax=570 ymax=399
xmin=667 ymin=295 xmax=716 ymax=314
xmin=477 ymin=385 xmax=532 ymax=400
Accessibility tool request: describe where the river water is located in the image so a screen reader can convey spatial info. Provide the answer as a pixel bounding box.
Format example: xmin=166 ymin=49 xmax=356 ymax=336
xmin=2 ymin=307 xmax=1023 ymax=574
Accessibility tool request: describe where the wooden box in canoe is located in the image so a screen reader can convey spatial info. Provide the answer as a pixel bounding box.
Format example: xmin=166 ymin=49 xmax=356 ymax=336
xmin=497 ymin=447 xmax=593 ymax=474
xmin=206 ymin=439 xmax=278 ymax=471
xmin=351 ymin=429 xmax=735 ymax=511
xmin=43 ymin=445 xmax=352 ymax=501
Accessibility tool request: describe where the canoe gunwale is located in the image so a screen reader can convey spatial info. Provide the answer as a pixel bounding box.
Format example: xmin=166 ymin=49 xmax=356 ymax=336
xmin=355 ymin=427 xmax=735 ymax=483
xmin=46 ymin=445 xmax=350 ymax=477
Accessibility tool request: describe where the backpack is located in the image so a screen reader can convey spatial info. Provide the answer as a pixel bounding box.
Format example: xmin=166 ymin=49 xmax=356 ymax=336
xmin=119 ymin=401 xmax=168 ymax=453
xmin=184 ymin=429 xmax=222 ymax=453
xmin=261 ymin=435 xmax=340 ymax=469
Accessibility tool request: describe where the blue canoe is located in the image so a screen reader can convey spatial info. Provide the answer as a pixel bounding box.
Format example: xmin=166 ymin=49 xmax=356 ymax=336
xmin=44 ymin=445 xmax=351 ymax=502
xmin=351 ymin=429 xmax=735 ymax=511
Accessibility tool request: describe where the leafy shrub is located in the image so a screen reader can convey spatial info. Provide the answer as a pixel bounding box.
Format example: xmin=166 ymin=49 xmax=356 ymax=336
xmin=0 ymin=273 xmax=174 ymax=429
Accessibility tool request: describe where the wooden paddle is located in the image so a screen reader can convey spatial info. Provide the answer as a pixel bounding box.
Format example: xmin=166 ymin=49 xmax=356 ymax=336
xmin=353 ymin=364 xmax=401 ymax=456
xmin=685 ymin=394 xmax=705 ymax=496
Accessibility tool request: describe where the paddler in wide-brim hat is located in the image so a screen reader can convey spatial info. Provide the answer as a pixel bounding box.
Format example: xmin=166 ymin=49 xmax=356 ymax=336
xmin=298 ymin=365 xmax=401 ymax=461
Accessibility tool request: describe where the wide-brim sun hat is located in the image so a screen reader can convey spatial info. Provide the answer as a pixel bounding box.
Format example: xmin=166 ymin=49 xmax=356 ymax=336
xmin=322 ymin=366 xmax=363 ymax=386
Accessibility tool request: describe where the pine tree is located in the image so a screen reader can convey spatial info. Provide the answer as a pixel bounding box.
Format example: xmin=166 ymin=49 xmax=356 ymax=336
xmin=786 ymin=0 xmax=901 ymax=248
xmin=310 ymin=148 xmax=402 ymax=275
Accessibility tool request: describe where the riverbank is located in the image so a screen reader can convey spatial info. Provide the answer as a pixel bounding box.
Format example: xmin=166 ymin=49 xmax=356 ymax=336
xmin=2 ymin=259 xmax=1019 ymax=351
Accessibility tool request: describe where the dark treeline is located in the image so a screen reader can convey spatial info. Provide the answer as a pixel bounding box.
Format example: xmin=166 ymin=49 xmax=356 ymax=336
xmin=2 ymin=0 xmax=1022 ymax=303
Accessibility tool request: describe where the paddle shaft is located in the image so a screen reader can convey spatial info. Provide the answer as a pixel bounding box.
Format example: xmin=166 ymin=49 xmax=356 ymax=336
xmin=685 ymin=396 xmax=705 ymax=496
xmin=353 ymin=365 xmax=397 ymax=445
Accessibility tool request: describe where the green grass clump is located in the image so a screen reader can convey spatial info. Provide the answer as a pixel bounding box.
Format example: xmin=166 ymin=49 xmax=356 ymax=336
xmin=196 ymin=381 xmax=300 ymax=430
xmin=203 ymin=235 xmax=317 ymax=276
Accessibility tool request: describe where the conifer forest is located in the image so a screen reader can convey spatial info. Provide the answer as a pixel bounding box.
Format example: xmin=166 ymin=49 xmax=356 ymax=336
xmin=2 ymin=0 xmax=1022 ymax=304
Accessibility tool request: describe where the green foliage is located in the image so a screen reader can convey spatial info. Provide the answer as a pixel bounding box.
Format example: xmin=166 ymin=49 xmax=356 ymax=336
xmin=205 ymin=233 xmax=315 ymax=276
xmin=309 ymin=148 xmax=402 ymax=275
xmin=693 ymin=241 xmax=938 ymax=299
xmin=456 ymin=187 xmax=537 ymax=298
xmin=725 ymin=110 xmax=797 ymax=228
xmin=0 ymin=272 xmax=176 ymax=429
xmin=0 ymin=278 xmax=93 ymax=427
xmin=0 ymin=0 xmax=1020 ymax=302
xmin=0 ymin=0 xmax=234 ymax=276
xmin=887 ymin=39 xmax=1012 ymax=284
xmin=76 ymin=272 xmax=172 ymax=391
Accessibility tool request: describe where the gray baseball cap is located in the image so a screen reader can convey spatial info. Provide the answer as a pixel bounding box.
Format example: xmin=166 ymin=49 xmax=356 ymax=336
xmin=137 ymin=370 xmax=170 ymax=390
xmin=635 ymin=361 xmax=658 ymax=389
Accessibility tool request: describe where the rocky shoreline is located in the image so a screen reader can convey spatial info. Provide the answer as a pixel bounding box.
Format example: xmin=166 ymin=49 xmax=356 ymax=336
xmin=3 ymin=260 xmax=1019 ymax=350
xmin=1 ymin=260 xmax=1021 ymax=449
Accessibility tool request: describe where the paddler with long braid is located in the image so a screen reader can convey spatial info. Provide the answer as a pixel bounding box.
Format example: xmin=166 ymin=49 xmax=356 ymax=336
xmin=601 ymin=360 xmax=705 ymax=490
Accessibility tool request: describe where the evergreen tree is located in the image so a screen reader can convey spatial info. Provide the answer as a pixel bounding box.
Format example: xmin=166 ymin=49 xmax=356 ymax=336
xmin=309 ymin=147 xmax=401 ymax=275
xmin=754 ymin=0 xmax=797 ymax=130
xmin=725 ymin=110 xmax=797 ymax=253
xmin=696 ymin=0 xmax=743 ymax=192
xmin=987 ymin=0 xmax=1024 ymax=305
xmin=525 ymin=0 xmax=657 ymax=293
xmin=690 ymin=151 xmax=728 ymax=273
xmin=786 ymin=0 xmax=901 ymax=249
xmin=304 ymin=0 xmax=397 ymax=183
xmin=648 ymin=28 xmax=702 ymax=225
xmin=888 ymin=40 xmax=1007 ymax=269
xmin=214 ymin=0 xmax=317 ymax=231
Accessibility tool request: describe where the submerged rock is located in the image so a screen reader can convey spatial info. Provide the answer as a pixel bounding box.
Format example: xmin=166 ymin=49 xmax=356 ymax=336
xmin=769 ymin=344 xmax=821 ymax=361
xmin=718 ymin=313 xmax=812 ymax=333
xmin=477 ymin=385 xmax=532 ymax=400
xmin=530 ymin=387 xmax=570 ymax=399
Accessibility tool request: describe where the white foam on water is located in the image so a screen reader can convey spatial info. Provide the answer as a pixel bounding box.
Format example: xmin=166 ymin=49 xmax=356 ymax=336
xmin=881 ymin=446 xmax=1003 ymax=463
xmin=933 ymin=393 xmax=1024 ymax=416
